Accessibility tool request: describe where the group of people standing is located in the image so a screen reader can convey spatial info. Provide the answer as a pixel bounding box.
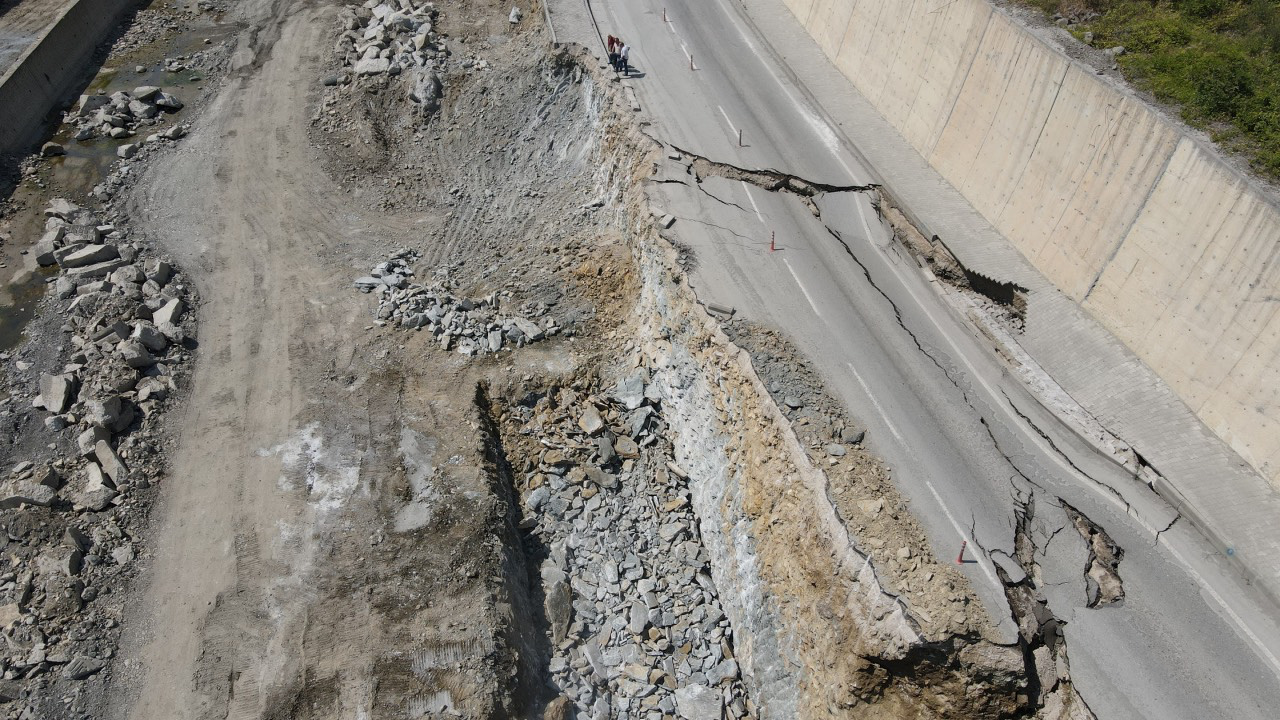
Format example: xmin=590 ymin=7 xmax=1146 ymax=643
xmin=606 ymin=35 xmax=631 ymax=77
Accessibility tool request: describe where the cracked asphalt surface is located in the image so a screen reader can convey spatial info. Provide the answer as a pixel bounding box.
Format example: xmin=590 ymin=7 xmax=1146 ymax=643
xmin=564 ymin=0 xmax=1280 ymax=716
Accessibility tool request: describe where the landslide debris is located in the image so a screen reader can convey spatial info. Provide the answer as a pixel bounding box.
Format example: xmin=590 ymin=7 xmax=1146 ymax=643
xmin=489 ymin=372 xmax=755 ymax=718
xmin=0 ymin=195 xmax=196 ymax=717
xmin=355 ymin=248 xmax=566 ymax=354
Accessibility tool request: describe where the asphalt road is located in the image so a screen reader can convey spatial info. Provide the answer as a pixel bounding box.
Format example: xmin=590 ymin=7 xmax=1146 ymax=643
xmin=564 ymin=0 xmax=1280 ymax=716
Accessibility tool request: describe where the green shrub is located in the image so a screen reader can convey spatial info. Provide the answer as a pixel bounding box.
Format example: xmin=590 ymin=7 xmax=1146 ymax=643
xmin=1017 ymin=0 xmax=1280 ymax=178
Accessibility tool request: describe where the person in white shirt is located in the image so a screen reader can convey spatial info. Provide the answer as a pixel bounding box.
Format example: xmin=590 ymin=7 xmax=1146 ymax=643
xmin=619 ymin=43 xmax=631 ymax=77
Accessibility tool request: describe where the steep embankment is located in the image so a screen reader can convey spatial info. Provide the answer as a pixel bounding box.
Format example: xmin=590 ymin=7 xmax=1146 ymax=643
xmin=781 ymin=0 xmax=1280 ymax=487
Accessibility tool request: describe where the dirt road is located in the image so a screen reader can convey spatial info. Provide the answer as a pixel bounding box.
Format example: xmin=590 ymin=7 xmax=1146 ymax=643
xmin=113 ymin=3 xmax=514 ymax=717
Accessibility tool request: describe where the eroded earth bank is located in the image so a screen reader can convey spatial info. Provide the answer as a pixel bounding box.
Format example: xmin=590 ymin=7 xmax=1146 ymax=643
xmin=0 ymin=0 xmax=1098 ymax=718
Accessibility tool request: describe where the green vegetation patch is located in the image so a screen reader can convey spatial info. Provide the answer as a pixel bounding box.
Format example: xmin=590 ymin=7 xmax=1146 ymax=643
xmin=1024 ymin=1 xmax=1280 ymax=176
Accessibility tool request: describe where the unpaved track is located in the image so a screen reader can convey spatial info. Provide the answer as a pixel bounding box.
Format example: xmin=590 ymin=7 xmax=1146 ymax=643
xmin=115 ymin=3 xmax=431 ymax=717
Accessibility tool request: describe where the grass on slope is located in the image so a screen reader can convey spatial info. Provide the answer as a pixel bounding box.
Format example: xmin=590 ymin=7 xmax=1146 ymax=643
xmin=1026 ymin=1 xmax=1280 ymax=177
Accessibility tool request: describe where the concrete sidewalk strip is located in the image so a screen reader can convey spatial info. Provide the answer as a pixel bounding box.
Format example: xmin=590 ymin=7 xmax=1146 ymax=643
xmin=734 ymin=0 xmax=1280 ymax=600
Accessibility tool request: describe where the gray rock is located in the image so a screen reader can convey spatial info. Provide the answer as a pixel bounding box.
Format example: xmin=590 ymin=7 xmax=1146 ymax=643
xmin=112 ymin=544 xmax=135 ymax=565
xmin=783 ymin=396 xmax=803 ymax=409
xmin=0 ymin=482 xmax=57 ymax=509
xmin=132 ymin=321 xmax=168 ymax=352
xmin=408 ymin=70 xmax=443 ymax=109
xmin=41 ymin=141 xmax=66 ymax=157
xmin=35 ymin=230 xmax=61 ymax=266
xmin=75 ymin=95 xmax=111 ymax=117
xmin=511 ymin=316 xmax=544 ymax=342
xmin=132 ymin=85 xmax=161 ymax=100
xmin=62 ymin=656 xmax=105 ymax=680
xmin=354 ymin=57 xmax=391 ymax=75
xmin=94 ymin=440 xmax=129 ymax=486
xmin=658 ymin=523 xmax=687 ymax=542
xmin=38 ymin=373 xmax=77 ymax=413
xmin=597 ymin=436 xmax=617 ymax=464
xmin=84 ymin=461 xmax=113 ymax=491
xmin=578 ymin=406 xmax=604 ymax=435
xmin=145 ymin=258 xmax=173 ymax=284
xmin=825 ymin=443 xmax=846 ymax=457
xmin=155 ymin=91 xmax=183 ymax=110
xmin=128 ymin=99 xmax=158 ymax=119
xmin=674 ymin=684 xmax=721 ymax=720
xmin=153 ymin=297 xmax=185 ymax=326
xmin=527 ymin=486 xmax=549 ymax=511
xmin=58 ymin=244 xmax=119 ymax=269
xmin=117 ymin=143 xmax=138 ymax=159
xmin=77 ymin=426 xmax=111 ymax=457
xmin=135 ymin=376 xmax=170 ymax=402
xmin=111 ymin=264 xmax=145 ymax=285
xmin=614 ymin=370 xmax=647 ymax=410
xmin=545 ymin=576 xmax=572 ymax=644
xmin=706 ymin=658 xmax=739 ymax=685
xmin=628 ymin=601 xmax=648 ymax=635
xmin=118 ymin=339 xmax=156 ymax=368
xmin=841 ymin=427 xmax=865 ymax=445
xmin=76 ymin=486 xmax=116 ymax=512
xmin=86 ymin=396 xmax=133 ymax=432
xmin=66 ymin=258 xmax=129 ymax=279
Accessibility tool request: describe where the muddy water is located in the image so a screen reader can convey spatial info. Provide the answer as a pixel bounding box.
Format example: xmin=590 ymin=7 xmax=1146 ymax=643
xmin=0 ymin=12 xmax=236 ymax=352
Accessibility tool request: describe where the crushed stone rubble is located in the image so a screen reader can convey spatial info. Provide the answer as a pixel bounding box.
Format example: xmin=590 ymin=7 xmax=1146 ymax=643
xmin=0 ymin=197 xmax=194 ymax=699
xmin=331 ymin=0 xmax=445 ymax=103
xmin=499 ymin=371 xmax=754 ymax=720
xmin=357 ymin=250 xmax=561 ymax=355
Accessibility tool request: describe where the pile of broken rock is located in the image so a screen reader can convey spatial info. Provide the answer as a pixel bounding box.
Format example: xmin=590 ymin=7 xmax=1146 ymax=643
xmin=61 ymin=87 xmax=186 ymax=155
xmin=332 ymin=0 xmax=445 ymax=109
xmin=0 ymin=198 xmax=194 ymax=692
xmin=501 ymin=372 xmax=754 ymax=720
xmin=356 ymin=251 xmax=560 ymax=356
xmin=19 ymin=197 xmax=193 ymax=508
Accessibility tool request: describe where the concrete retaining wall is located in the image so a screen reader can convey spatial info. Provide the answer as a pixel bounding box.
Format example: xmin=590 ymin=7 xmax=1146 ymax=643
xmin=783 ymin=0 xmax=1280 ymax=485
xmin=0 ymin=0 xmax=139 ymax=157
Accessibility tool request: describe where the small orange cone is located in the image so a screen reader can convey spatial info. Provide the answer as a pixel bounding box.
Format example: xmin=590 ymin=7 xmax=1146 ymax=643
xmin=955 ymin=540 xmax=968 ymax=564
